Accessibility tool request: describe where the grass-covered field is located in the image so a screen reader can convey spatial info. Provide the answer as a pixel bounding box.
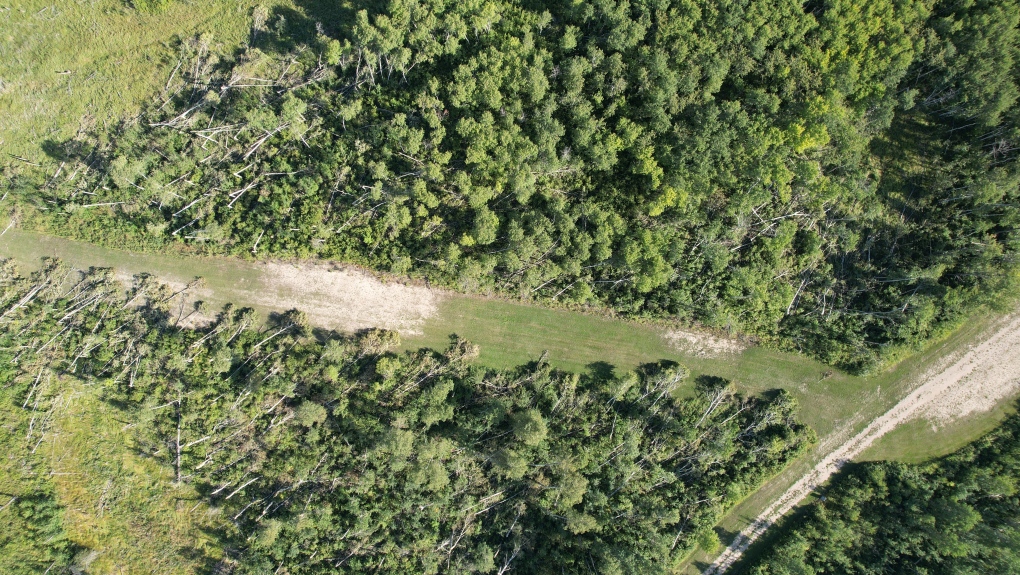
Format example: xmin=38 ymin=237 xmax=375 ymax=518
xmin=0 ymin=355 xmax=221 ymax=574
xmin=0 ymin=0 xmax=280 ymax=161
xmin=46 ymin=391 xmax=222 ymax=573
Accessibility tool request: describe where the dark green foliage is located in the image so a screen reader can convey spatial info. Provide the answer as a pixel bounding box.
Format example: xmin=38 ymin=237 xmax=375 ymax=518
xmin=747 ymin=412 xmax=1020 ymax=574
xmin=0 ymin=260 xmax=813 ymax=573
xmin=0 ymin=492 xmax=77 ymax=575
xmin=14 ymin=0 xmax=1020 ymax=372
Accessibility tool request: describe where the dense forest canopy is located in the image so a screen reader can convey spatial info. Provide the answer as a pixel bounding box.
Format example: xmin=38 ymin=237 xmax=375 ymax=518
xmin=6 ymin=0 xmax=1020 ymax=372
xmin=746 ymin=411 xmax=1020 ymax=574
xmin=0 ymin=259 xmax=812 ymax=573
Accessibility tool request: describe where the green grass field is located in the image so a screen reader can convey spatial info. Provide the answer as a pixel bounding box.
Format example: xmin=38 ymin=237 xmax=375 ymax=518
xmin=48 ymin=390 xmax=222 ymax=574
xmin=0 ymin=0 xmax=285 ymax=162
xmin=5 ymin=226 xmax=1016 ymax=464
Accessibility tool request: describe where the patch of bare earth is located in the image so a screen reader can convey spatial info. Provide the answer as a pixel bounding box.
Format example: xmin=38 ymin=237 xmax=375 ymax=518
xmin=253 ymin=261 xmax=441 ymax=335
xmin=915 ymin=315 xmax=1020 ymax=428
xmin=112 ymin=270 xmax=218 ymax=328
xmin=110 ymin=260 xmax=442 ymax=335
xmin=703 ymin=312 xmax=1020 ymax=575
xmin=663 ymin=329 xmax=745 ymax=357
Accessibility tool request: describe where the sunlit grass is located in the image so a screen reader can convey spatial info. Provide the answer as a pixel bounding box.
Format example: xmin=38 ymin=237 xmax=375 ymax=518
xmin=0 ymin=0 xmax=275 ymax=161
xmin=47 ymin=382 xmax=223 ymax=573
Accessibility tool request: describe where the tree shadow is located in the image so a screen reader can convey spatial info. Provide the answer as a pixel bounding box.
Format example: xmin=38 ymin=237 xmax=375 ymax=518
xmin=636 ymin=359 xmax=682 ymax=376
xmin=585 ymin=361 xmax=615 ymax=381
xmin=694 ymin=374 xmax=730 ymax=392
xmin=757 ymin=388 xmax=784 ymax=401
xmin=258 ymin=0 xmax=364 ymax=54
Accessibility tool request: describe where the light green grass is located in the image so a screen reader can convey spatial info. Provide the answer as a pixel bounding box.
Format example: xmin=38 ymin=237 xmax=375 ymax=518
xmin=48 ymin=387 xmax=222 ymax=573
xmin=0 ymin=226 xmax=698 ymax=372
xmin=0 ymin=0 xmax=282 ymax=162
xmin=861 ymin=391 xmax=1020 ymax=464
xmin=407 ymin=296 xmax=690 ymax=373
xmin=5 ymin=226 xmax=1014 ymax=464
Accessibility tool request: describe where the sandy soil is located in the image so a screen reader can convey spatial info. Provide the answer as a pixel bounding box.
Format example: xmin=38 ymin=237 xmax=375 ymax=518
xmin=252 ymin=261 xmax=441 ymax=335
xmin=664 ymin=329 xmax=745 ymax=357
xmin=112 ymin=270 xmax=218 ymax=327
xmin=916 ymin=316 xmax=1020 ymax=428
xmin=111 ymin=260 xmax=441 ymax=335
xmin=703 ymin=312 xmax=1020 ymax=575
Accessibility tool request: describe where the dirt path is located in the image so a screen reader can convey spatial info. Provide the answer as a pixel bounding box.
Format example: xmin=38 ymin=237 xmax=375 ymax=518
xmin=703 ymin=312 xmax=1020 ymax=575
xmin=115 ymin=260 xmax=444 ymax=334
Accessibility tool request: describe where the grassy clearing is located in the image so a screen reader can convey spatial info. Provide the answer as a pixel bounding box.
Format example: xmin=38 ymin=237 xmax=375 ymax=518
xmin=861 ymin=393 xmax=1020 ymax=464
xmin=47 ymin=387 xmax=222 ymax=573
xmin=0 ymin=369 xmax=220 ymax=574
xmin=0 ymin=226 xmax=713 ymax=372
xmin=1 ymin=226 xmax=267 ymax=308
xmin=5 ymin=227 xmax=1014 ymax=460
xmin=0 ymin=0 xmax=284 ymax=162
xmin=407 ymin=295 xmax=690 ymax=373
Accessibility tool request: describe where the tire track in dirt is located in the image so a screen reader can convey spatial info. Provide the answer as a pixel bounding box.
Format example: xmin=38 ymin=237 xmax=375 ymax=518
xmin=703 ymin=312 xmax=1020 ymax=575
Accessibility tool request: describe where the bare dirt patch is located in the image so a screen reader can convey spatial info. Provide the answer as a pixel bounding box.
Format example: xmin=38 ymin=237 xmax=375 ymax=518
xmin=112 ymin=270 xmax=218 ymax=328
xmin=914 ymin=314 xmax=1020 ymax=428
xmin=252 ymin=261 xmax=441 ymax=335
xmin=703 ymin=312 xmax=1020 ymax=575
xmin=108 ymin=259 xmax=442 ymax=335
xmin=663 ymin=329 xmax=745 ymax=357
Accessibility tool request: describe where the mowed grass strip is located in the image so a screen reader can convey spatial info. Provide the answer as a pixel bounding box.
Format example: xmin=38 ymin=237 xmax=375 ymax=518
xmin=405 ymin=295 xmax=690 ymax=374
xmin=1 ymin=227 xmax=727 ymax=374
xmin=7 ymin=226 xmax=1016 ymax=464
xmin=681 ymin=307 xmax=1020 ymax=573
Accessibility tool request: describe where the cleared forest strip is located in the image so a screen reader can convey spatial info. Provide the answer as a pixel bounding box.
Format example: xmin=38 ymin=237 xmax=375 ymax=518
xmin=703 ymin=312 xmax=1020 ymax=575
xmin=3 ymin=226 xmax=1013 ymax=442
xmin=0 ymin=227 xmax=440 ymax=335
xmin=0 ymin=227 xmax=692 ymax=371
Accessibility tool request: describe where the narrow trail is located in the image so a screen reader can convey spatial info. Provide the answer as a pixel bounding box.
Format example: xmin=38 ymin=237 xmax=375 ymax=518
xmin=703 ymin=312 xmax=1020 ymax=575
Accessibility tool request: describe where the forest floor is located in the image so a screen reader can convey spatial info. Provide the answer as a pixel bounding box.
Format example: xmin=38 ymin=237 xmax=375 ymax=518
xmin=701 ymin=312 xmax=1020 ymax=574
